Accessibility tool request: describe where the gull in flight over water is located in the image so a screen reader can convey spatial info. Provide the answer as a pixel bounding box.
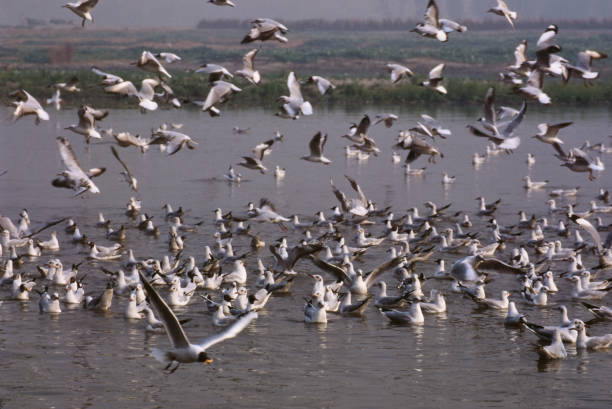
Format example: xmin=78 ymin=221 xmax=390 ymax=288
xmin=301 ymin=132 xmax=331 ymax=165
xmin=53 ymin=137 xmax=103 ymax=196
xmin=138 ymin=271 xmax=257 ymax=373
xmin=277 ymin=72 xmax=312 ymax=119
xmin=10 ymin=90 xmax=49 ymax=125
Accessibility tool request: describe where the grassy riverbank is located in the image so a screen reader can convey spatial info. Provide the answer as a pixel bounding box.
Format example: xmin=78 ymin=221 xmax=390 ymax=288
xmin=2 ymin=68 xmax=611 ymax=109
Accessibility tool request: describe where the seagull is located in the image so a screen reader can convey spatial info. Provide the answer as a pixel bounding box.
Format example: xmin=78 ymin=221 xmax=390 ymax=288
xmin=241 ymin=18 xmax=288 ymax=44
xmin=91 ymin=66 xmax=124 ymax=86
xmin=581 ymin=301 xmax=612 ymax=320
xmin=374 ymin=113 xmax=398 ymax=128
xmin=419 ymin=114 xmax=452 ymax=138
xmin=46 ymin=89 xmax=63 ymax=111
xmin=567 ymin=50 xmax=607 ymax=86
xmin=411 ymin=0 xmax=448 ymax=42
xmin=306 ymin=76 xmax=336 ymax=95
xmin=386 ymin=64 xmax=413 ymax=84
xmin=277 ymin=72 xmax=312 ymax=119
xmin=301 ymin=132 xmax=331 ymax=165
xmin=310 ymin=254 xmax=406 ymax=295
xmin=149 ymin=129 xmax=198 ymax=156
xmin=133 ymin=50 xmax=171 ymax=79
xmin=110 ymin=147 xmax=138 ymax=192
xmin=467 ymin=99 xmax=526 ymax=151
xmin=104 ymin=78 xmax=160 ymax=111
xmin=342 ymin=115 xmax=370 ymax=144
xmin=487 ymin=0 xmax=518 ymax=29
xmin=559 ymin=148 xmax=605 ymax=181
xmin=209 ymin=0 xmax=236 ymax=6
xmin=195 ymin=64 xmax=234 ymax=84
xmin=201 ymin=81 xmax=242 ymax=117
xmin=531 ymin=122 xmax=573 ymax=158
xmin=235 ymin=49 xmax=261 ymax=85
xmin=238 ymin=140 xmax=271 ymax=174
xmin=516 ymin=69 xmax=551 ymax=105
xmin=379 ymin=302 xmax=424 ymax=324
xmin=224 ymin=165 xmax=242 ymax=183
xmin=330 ymin=175 xmax=369 ymax=217
xmin=420 ymin=64 xmax=447 ymax=95
xmin=62 ymin=0 xmax=98 ymax=27
xmin=138 ymin=271 xmax=257 ymax=372
xmin=50 ymin=76 xmax=80 ymax=93
xmin=65 ymin=105 xmax=108 ymax=144
xmin=572 ymin=320 xmax=612 ymax=350
xmin=522 ymin=176 xmax=548 ymax=190
xmin=10 ymin=90 xmax=49 ymax=125
xmin=112 ymin=131 xmax=150 ymax=153
xmin=155 ymin=52 xmax=182 ymax=64
xmin=538 ymin=329 xmax=567 ymax=359
xmin=53 ymin=137 xmax=102 ymax=196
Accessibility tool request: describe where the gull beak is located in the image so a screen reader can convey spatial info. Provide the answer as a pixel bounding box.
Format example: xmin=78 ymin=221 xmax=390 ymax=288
xmin=204 ymin=357 xmax=213 ymax=365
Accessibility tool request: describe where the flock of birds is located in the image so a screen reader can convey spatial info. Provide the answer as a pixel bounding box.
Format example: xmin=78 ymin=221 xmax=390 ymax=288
xmin=2 ymin=0 xmax=612 ymax=374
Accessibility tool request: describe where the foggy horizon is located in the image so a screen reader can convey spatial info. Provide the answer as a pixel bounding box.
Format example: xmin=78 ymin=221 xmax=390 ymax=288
xmin=2 ymin=0 xmax=612 ymax=29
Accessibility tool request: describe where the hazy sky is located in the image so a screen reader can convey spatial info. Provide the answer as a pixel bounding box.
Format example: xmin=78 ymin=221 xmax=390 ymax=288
xmin=2 ymin=0 xmax=612 ymax=28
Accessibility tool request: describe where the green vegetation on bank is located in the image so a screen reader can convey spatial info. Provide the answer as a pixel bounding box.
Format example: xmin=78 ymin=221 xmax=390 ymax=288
xmin=1 ymin=69 xmax=611 ymax=109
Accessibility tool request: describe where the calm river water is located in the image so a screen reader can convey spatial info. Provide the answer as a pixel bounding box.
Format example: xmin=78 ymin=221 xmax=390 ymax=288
xmin=0 ymin=105 xmax=610 ymax=408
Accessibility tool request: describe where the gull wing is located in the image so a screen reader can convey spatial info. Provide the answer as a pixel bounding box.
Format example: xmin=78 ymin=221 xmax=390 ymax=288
xmin=309 ymin=256 xmax=352 ymax=285
xmin=424 ymin=0 xmax=440 ymax=28
xmin=344 ymin=175 xmax=367 ymax=207
xmin=428 ymin=63 xmax=445 ymax=80
xmin=77 ymin=0 xmax=99 ymax=12
xmin=86 ymin=106 xmax=108 ymax=121
xmin=467 ymin=125 xmax=493 ymax=139
xmin=483 ymin=87 xmax=496 ymax=126
xmin=330 ymin=177 xmax=350 ymax=213
xmin=355 ymin=115 xmax=370 ymax=137
xmin=197 ymin=311 xmax=257 ymax=350
xmin=0 ymin=216 xmax=19 ymax=238
xmin=513 ymin=40 xmax=527 ymax=66
xmin=91 ymin=66 xmax=123 ymax=84
xmin=105 ymin=81 xmax=139 ymax=97
xmin=138 ymin=271 xmax=190 ymax=349
xmin=287 ymin=72 xmax=303 ymax=100
xmin=243 ymin=48 xmax=258 ymax=71
xmin=476 ymin=257 xmax=525 ymax=274
xmin=577 ymin=50 xmax=607 ymax=71
xmin=56 ymin=137 xmax=90 ymax=181
xmin=110 ymin=146 xmax=137 ymax=191
xmin=501 ymin=100 xmax=527 ymax=138
xmin=202 ymin=83 xmax=227 ymax=111
xmin=309 ymin=132 xmax=326 ymax=157
xmin=253 ymin=139 xmax=274 ymax=161
xmin=547 ymin=121 xmax=573 ymax=137
xmin=364 ymin=255 xmax=405 ymax=288
xmin=568 ymin=214 xmax=602 ymax=253
xmin=285 ymin=242 xmax=324 ymax=271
